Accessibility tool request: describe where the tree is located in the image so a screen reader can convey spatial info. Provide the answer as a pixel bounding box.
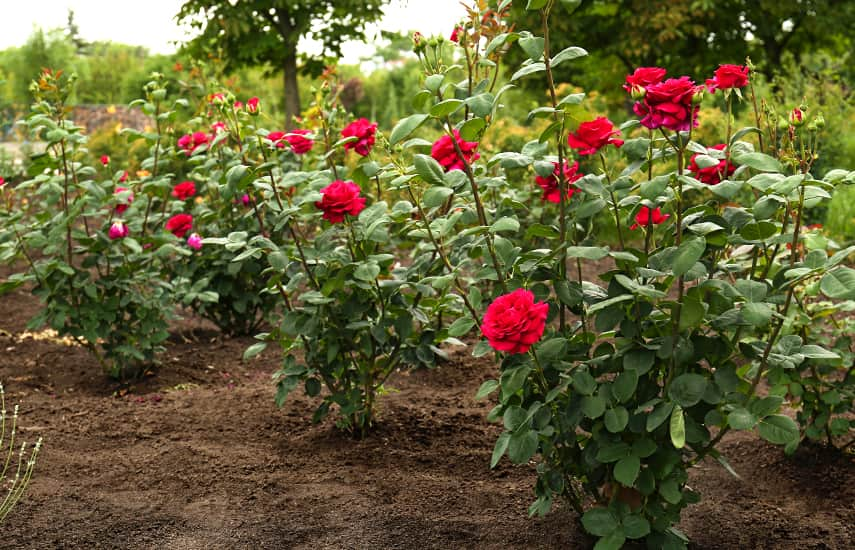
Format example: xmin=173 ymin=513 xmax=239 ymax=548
xmin=176 ymin=0 xmax=389 ymax=128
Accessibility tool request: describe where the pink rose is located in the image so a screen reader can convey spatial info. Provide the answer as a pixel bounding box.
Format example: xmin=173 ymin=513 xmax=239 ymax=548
xmin=633 ymin=76 xmax=702 ymax=132
xmin=630 ymin=206 xmax=670 ymax=230
xmin=481 ymin=288 xmax=549 ymax=354
xmin=108 ymin=221 xmax=129 ymax=240
xmin=187 ymin=233 xmax=203 ymax=250
xmin=687 ymin=144 xmax=735 ymax=185
xmin=430 ymin=129 xmax=480 ymax=172
xmin=706 ymin=64 xmax=749 ymax=92
xmin=114 ymin=186 xmax=133 ymax=214
xmin=315 ymin=180 xmax=366 ymax=224
xmin=285 ymin=129 xmax=314 ymax=155
xmin=171 ymin=181 xmax=196 ymax=200
xmin=341 ymin=118 xmax=377 ymax=157
xmin=567 ymin=117 xmax=624 ymax=155
xmin=535 ymin=161 xmax=583 ymax=203
xmin=165 ymin=213 xmax=193 ymax=238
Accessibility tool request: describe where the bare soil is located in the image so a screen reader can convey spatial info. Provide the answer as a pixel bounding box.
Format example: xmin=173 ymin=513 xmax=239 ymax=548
xmin=1 ymin=287 xmax=853 ymax=549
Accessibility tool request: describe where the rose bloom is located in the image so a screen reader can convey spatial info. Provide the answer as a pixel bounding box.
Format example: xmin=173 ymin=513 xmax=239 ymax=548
xmin=623 ymin=66 xmax=667 ymax=93
xmin=285 ymin=129 xmax=314 ymax=154
xmin=535 ymin=160 xmax=583 ymax=203
xmin=172 ymin=181 xmax=197 ymax=200
xmin=0 ymin=177 xmax=5 ymax=187
xmin=114 ymin=186 xmax=133 ymax=214
xmin=431 ymin=129 xmax=480 ymax=172
xmin=706 ymin=64 xmax=749 ymax=92
xmin=265 ymin=131 xmax=288 ymax=149
xmin=630 ymin=206 xmax=670 ymax=230
xmin=233 ymin=100 xmax=243 ymax=110
xmin=100 ymin=155 xmax=110 ymax=166
xmin=240 ymin=194 xmax=251 ymax=206
xmin=687 ymin=144 xmax=735 ymax=185
xmin=108 ymin=221 xmax=129 ymax=240
xmin=633 ymin=76 xmax=702 ymax=132
xmin=177 ymin=132 xmax=211 ymax=155
xmin=567 ymin=117 xmax=624 ymax=155
xmin=341 ymin=118 xmax=377 ymax=156
xmin=450 ymin=25 xmax=461 ymax=43
xmin=315 ymin=180 xmax=366 ymax=224
xmin=187 ymin=233 xmax=203 ymax=250
xmin=165 ymin=213 xmax=193 ymax=238
xmin=246 ymin=97 xmax=259 ymax=114
xmin=210 ymin=121 xmax=227 ymax=134
xmin=481 ymin=288 xmax=549 ymax=354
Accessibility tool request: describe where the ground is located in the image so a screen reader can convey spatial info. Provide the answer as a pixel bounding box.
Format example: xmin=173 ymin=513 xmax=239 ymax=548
xmin=1 ymin=287 xmax=853 ymax=549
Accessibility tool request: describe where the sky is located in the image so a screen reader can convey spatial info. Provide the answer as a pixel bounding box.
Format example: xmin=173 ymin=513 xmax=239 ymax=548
xmin=0 ymin=0 xmax=467 ymax=64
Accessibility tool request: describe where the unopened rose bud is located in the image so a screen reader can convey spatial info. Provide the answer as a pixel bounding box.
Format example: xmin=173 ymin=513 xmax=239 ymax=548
xmin=789 ymin=107 xmax=805 ymax=127
xmin=428 ymin=37 xmax=438 ymax=48
xmin=151 ymin=89 xmax=167 ymax=101
xmin=691 ymin=88 xmax=704 ymax=105
xmin=108 ymin=221 xmax=129 ymax=240
xmin=187 ymin=233 xmax=203 ymax=250
xmin=630 ymin=84 xmax=646 ymax=100
xmin=246 ymin=96 xmax=259 ymax=115
xmin=813 ymin=113 xmax=825 ymax=129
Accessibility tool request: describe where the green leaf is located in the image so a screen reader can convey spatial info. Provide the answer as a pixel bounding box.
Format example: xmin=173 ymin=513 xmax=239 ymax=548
xmin=734 ymin=152 xmax=783 ymax=173
xmin=622 ymin=515 xmax=651 ymax=539
xmin=614 ymin=455 xmax=641 ymax=486
xmin=226 ymin=164 xmax=250 ymax=189
xmin=604 ymin=407 xmax=629 ymax=433
xmin=588 ymin=294 xmax=633 ymax=315
xmin=741 ymin=302 xmax=773 ymax=326
xmin=623 ymin=349 xmax=655 ymax=375
xmin=668 ymin=374 xmax=707 ymax=407
xmin=414 ymin=154 xmax=446 ymax=185
xmin=670 ymin=405 xmax=686 ymax=449
xmin=518 ymin=33 xmax=544 ymax=61
xmin=799 ymin=345 xmax=840 ymax=360
xmin=728 ymin=407 xmax=758 ymax=430
xmin=550 ymin=46 xmax=587 ymax=67
xmin=429 ymin=99 xmax=464 ymax=118
xmin=490 ymin=217 xmax=520 ymax=234
xmin=390 ymin=113 xmax=429 ymax=145
xmin=424 ymin=74 xmax=444 ymax=93
xmin=646 ymin=402 xmax=674 ymax=431
xmin=243 ymin=342 xmax=267 ymax=360
xmin=422 ymin=186 xmax=454 ymax=208
xmin=475 ymin=379 xmax=499 ymax=400
xmin=672 ymin=237 xmax=706 ymax=277
xmin=757 ymin=414 xmax=799 ymax=445
xmin=526 ymin=0 xmax=548 ymax=9
xmin=566 ymin=246 xmax=609 ymax=260
xmin=572 ymin=370 xmax=597 ymax=395
xmin=354 ymin=262 xmax=381 ymax=281
xmin=612 ymin=369 xmax=638 ymax=403
xmin=582 ymin=395 xmax=606 ymax=419
xmin=594 ymin=530 xmax=626 ymax=550
xmin=507 ymin=429 xmax=539 ymax=463
xmin=511 ymin=62 xmax=546 ymax=81
xmin=448 ymin=317 xmax=476 ymax=338
xmin=491 ymin=432 xmax=510 ymax=468
xmin=820 ymin=267 xmax=855 ymax=300
xmin=460 ymin=117 xmax=486 ymax=141
xmin=581 ymin=508 xmax=620 ymax=537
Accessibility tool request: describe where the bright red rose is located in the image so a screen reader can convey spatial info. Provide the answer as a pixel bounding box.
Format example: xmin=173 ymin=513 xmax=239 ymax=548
xmin=630 ymin=206 xmax=670 ymax=230
xmin=481 ymin=288 xmax=549 ymax=354
xmin=246 ymin=96 xmax=259 ymax=114
xmin=624 ymin=67 xmax=667 ymax=93
xmin=177 ymin=132 xmax=211 ymax=155
xmin=341 ymin=118 xmax=377 ymax=156
xmin=266 ymin=131 xmax=288 ymax=149
xmin=633 ymin=76 xmax=702 ymax=132
xmin=172 ymin=181 xmax=197 ymax=200
xmin=165 ymin=213 xmax=193 ymax=238
xmin=535 ymin=160 xmax=583 ymax=203
xmin=450 ymin=25 xmax=461 ymax=43
xmin=430 ymin=129 xmax=480 ymax=172
xmin=567 ymin=117 xmax=624 ymax=155
xmin=285 ymin=129 xmax=314 ymax=155
xmin=315 ymin=180 xmax=366 ymax=223
xmin=687 ymin=144 xmax=735 ymax=185
xmin=114 ymin=186 xmax=133 ymax=214
xmin=0 ymin=177 xmax=5 ymax=187
xmin=100 ymin=155 xmax=110 ymax=166
xmin=705 ymin=64 xmax=749 ymax=92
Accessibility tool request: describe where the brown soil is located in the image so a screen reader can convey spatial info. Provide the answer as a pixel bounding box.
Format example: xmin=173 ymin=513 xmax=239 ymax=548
xmin=1 ymin=287 xmax=853 ymax=549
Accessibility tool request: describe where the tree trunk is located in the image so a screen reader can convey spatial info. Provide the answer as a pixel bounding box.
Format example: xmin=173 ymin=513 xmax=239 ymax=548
xmin=283 ymin=50 xmax=300 ymax=130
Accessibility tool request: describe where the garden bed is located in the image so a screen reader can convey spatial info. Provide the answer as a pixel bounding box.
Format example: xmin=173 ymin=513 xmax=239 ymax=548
xmin=1 ymin=288 xmax=852 ymax=549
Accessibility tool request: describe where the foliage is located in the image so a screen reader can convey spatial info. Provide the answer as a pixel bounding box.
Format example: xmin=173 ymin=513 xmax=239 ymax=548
xmin=0 ymin=383 xmax=42 ymax=523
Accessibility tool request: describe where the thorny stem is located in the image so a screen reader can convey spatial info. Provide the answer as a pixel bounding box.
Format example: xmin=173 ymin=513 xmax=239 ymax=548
xmin=601 ymin=153 xmax=625 ymax=250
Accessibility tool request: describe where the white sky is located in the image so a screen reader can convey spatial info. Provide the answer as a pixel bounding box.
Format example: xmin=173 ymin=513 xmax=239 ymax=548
xmin=0 ymin=0 xmax=467 ymax=64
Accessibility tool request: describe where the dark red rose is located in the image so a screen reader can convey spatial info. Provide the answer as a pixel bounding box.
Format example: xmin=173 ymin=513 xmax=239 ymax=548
xmin=624 ymin=67 xmax=667 ymax=94
xmin=481 ymin=288 xmax=549 ymax=354
xmin=450 ymin=26 xmax=461 ymax=43
xmin=633 ymin=76 xmax=702 ymax=132
xmin=430 ymin=129 xmax=480 ymax=172
xmin=285 ymin=129 xmax=314 ymax=155
xmin=706 ymin=64 xmax=749 ymax=92
xmin=567 ymin=117 xmax=624 ymax=155
xmin=535 ymin=160 xmax=583 ymax=203
xmin=165 ymin=213 xmax=193 ymax=238
xmin=177 ymin=131 xmax=211 ymax=155
xmin=171 ymin=181 xmax=197 ymax=200
xmin=630 ymin=206 xmax=670 ymax=230
xmin=341 ymin=118 xmax=377 ymax=157
xmin=687 ymin=144 xmax=735 ymax=185
xmin=315 ymin=180 xmax=366 ymax=224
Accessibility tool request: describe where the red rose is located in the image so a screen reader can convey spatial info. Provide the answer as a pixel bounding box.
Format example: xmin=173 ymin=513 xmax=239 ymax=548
xmin=630 ymin=206 xmax=670 ymax=230
xmin=246 ymin=96 xmax=259 ymax=114
xmin=430 ymin=129 xmax=480 ymax=172
xmin=315 ymin=180 xmax=366 ymax=224
xmin=567 ymin=117 xmax=624 ymax=155
xmin=266 ymin=131 xmax=288 ymax=148
xmin=450 ymin=25 xmax=461 ymax=43
xmin=481 ymin=288 xmax=549 ymax=354
xmin=172 ymin=181 xmax=197 ymax=200
xmin=535 ymin=160 xmax=583 ymax=203
xmin=177 ymin=131 xmax=211 ymax=155
xmin=706 ymin=64 xmax=749 ymax=92
xmin=624 ymin=67 xmax=667 ymax=94
xmin=285 ymin=129 xmax=314 ymax=155
xmin=118 ymin=170 xmax=128 ymax=183
xmin=633 ymin=76 xmax=702 ymax=132
xmin=341 ymin=118 xmax=377 ymax=156
xmin=114 ymin=186 xmax=133 ymax=214
xmin=687 ymin=144 xmax=735 ymax=185
xmin=0 ymin=177 xmax=5 ymax=187
xmin=100 ymin=155 xmax=110 ymax=166
xmin=165 ymin=213 xmax=193 ymax=238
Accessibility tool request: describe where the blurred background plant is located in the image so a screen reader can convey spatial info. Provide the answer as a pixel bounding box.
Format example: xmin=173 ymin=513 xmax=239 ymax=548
xmin=0 ymin=383 xmax=41 ymax=523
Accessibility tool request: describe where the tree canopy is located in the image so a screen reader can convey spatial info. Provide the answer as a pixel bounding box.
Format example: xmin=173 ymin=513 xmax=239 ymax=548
xmin=176 ymin=0 xmax=388 ymax=127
